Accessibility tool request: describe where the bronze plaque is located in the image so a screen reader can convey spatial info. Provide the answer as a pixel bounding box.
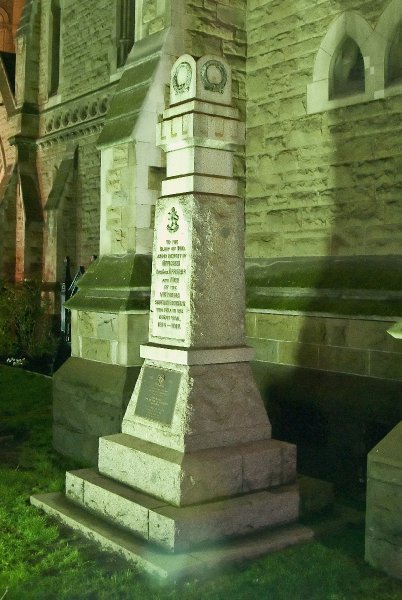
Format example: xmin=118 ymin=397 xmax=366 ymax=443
xmin=134 ymin=367 xmax=181 ymax=425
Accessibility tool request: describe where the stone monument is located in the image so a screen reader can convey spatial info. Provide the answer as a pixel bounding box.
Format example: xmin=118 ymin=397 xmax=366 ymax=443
xmin=365 ymin=421 xmax=402 ymax=580
xmin=365 ymin=323 xmax=402 ymax=580
xmin=31 ymin=55 xmax=312 ymax=577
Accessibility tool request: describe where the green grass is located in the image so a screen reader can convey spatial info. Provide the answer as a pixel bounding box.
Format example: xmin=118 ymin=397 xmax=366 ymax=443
xmin=1 ymin=365 xmax=402 ymax=599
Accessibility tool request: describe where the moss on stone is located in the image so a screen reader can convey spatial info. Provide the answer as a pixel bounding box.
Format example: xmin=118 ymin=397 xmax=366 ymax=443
xmin=246 ymin=256 xmax=402 ymax=317
xmin=66 ymin=253 xmax=151 ymax=312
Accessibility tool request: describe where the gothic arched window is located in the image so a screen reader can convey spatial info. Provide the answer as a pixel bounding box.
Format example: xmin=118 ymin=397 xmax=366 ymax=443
xmin=117 ymin=0 xmax=135 ymax=68
xmin=0 ymin=7 xmax=13 ymax=53
xmin=386 ymin=23 xmax=402 ymax=85
xmin=329 ymin=37 xmax=365 ymax=99
xmin=48 ymin=0 xmax=61 ymax=96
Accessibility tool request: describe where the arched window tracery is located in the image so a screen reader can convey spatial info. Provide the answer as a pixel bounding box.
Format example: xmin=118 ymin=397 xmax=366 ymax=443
xmin=117 ymin=0 xmax=135 ymax=68
xmin=330 ymin=36 xmax=365 ymax=99
xmin=386 ymin=22 xmax=402 ymax=86
xmin=48 ymin=0 xmax=61 ymax=97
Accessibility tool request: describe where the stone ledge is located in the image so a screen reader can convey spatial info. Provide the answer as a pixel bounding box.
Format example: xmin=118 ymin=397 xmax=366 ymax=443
xmin=98 ymin=434 xmax=296 ymax=506
xmin=140 ymin=344 xmax=254 ymax=365
xmin=161 ymin=174 xmax=238 ymax=197
xmin=65 ymin=468 xmax=299 ymax=552
xmin=30 ymin=492 xmax=313 ymax=579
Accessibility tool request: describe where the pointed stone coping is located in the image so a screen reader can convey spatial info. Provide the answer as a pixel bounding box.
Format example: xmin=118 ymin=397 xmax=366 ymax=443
xmin=65 ymin=253 xmax=151 ymax=313
xmin=65 ymin=468 xmax=300 ymax=552
xmin=30 ymin=492 xmax=313 ymax=580
xmin=139 ymin=344 xmax=254 ymax=365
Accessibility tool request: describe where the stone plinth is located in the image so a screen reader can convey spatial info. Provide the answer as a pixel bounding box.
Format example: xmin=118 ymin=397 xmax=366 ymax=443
xmin=31 ymin=491 xmax=313 ymax=579
xmin=365 ymin=421 xmax=402 ymax=580
xmin=32 ymin=55 xmax=308 ymax=577
xmin=97 ymin=434 xmax=295 ymax=507
xmin=65 ymin=468 xmax=299 ymax=552
xmin=52 ymin=253 xmax=151 ymax=465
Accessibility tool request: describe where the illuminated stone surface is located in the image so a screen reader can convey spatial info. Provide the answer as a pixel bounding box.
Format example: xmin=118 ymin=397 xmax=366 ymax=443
xmin=32 ymin=55 xmax=307 ymax=576
xmin=365 ymin=422 xmax=402 ymax=580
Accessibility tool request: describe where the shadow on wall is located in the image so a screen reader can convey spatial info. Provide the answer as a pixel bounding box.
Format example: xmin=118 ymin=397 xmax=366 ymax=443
xmin=260 ymin=6 xmax=402 ymax=493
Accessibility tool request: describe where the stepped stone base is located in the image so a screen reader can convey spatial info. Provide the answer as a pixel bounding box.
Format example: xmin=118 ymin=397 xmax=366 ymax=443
xmin=98 ymin=433 xmax=296 ymax=507
xmin=65 ymin=468 xmax=299 ymax=551
xmin=30 ymin=492 xmax=313 ymax=579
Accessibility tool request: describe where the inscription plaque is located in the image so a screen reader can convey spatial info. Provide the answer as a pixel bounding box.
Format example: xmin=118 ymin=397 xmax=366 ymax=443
xmin=151 ymin=201 xmax=191 ymax=341
xmin=134 ymin=367 xmax=181 ymax=425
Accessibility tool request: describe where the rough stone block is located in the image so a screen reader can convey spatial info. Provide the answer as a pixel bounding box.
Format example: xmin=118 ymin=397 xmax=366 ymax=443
xmin=53 ymin=358 xmax=141 ymax=465
xmin=123 ymin=361 xmax=271 ymax=453
xmin=31 ymin=492 xmax=313 ymax=579
xmin=166 ymin=147 xmax=233 ymax=179
xmin=278 ymin=341 xmax=319 ymax=369
xmin=247 ymin=337 xmax=279 ymax=363
xmin=318 ymin=346 xmax=368 ymax=376
xmin=80 ymin=337 xmax=114 ymax=363
xmin=96 ymin=314 xmax=118 ymax=341
xmin=98 ymin=433 xmax=296 ymax=507
xmin=77 ymin=311 xmax=96 ymax=337
xmin=369 ymin=351 xmax=402 ymax=381
xmin=161 ymin=174 xmax=238 ymax=197
xmin=148 ymin=485 xmax=299 ymax=552
xmin=366 ymin=422 xmax=402 ymax=579
xmin=53 ymin=425 xmax=99 ymax=466
xmin=298 ymin=476 xmax=334 ymax=516
xmin=63 ymin=469 xmax=299 ymax=553
xmin=242 ymin=439 xmax=296 ymax=491
xmin=98 ymin=433 xmax=244 ymax=506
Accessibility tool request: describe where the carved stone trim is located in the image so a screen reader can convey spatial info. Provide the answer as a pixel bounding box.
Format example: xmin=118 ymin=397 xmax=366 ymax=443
xmin=201 ymin=60 xmax=227 ymax=94
xmin=37 ymin=122 xmax=104 ymax=149
xmin=41 ymin=93 xmax=112 ymax=139
xmin=172 ymin=61 xmax=192 ymax=95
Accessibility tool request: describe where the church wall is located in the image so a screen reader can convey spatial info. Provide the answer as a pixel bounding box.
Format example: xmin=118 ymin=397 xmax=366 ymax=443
xmin=45 ymin=0 xmax=114 ymax=103
xmin=246 ymin=0 xmax=402 ymax=258
xmin=35 ymin=0 xmax=119 ymax=284
xmin=246 ymin=0 xmax=402 ymax=487
xmin=185 ymin=0 xmax=246 ymax=189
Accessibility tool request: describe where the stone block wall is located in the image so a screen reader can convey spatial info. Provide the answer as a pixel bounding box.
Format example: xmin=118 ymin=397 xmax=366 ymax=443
xmin=246 ymin=0 xmax=402 ymax=258
xmin=33 ymin=0 xmax=120 ymax=283
xmin=0 ymin=101 xmax=17 ymax=279
xmin=137 ymin=0 xmax=171 ymax=40
xmin=71 ymin=310 xmax=149 ymax=367
xmin=41 ymin=0 xmax=115 ymax=103
xmin=246 ymin=312 xmax=402 ymax=382
xmin=0 ymin=171 xmax=17 ymax=279
xmin=186 ymin=0 xmax=246 ymax=188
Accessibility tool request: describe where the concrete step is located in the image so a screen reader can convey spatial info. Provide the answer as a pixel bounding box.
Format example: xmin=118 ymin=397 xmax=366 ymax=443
xmin=30 ymin=491 xmax=313 ymax=579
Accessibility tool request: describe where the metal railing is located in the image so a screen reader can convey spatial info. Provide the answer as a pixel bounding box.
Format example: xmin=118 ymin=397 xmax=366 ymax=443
xmin=60 ymin=256 xmax=85 ymax=344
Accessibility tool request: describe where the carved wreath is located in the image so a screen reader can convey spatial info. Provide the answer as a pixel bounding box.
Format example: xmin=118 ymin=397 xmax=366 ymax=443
xmin=201 ymin=60 xmax=227 ymax=94
xmin=172 ymin=61 xmax=192 ymax=95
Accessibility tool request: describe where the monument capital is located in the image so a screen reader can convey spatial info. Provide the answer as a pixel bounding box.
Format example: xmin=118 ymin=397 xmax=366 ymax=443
xmin=170 ymin=54 xmax=232 ymax=107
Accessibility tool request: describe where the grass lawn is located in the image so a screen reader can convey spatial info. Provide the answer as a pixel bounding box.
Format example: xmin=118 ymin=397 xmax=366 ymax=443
xmin=1 ymin=364 xmax=402 ymax=600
